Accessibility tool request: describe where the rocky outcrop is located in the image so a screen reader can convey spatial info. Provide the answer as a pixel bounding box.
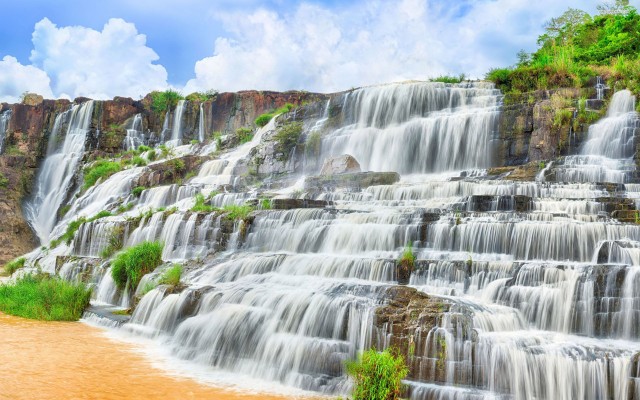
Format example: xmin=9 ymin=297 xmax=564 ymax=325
xmin=135 ymin=155 xmax=207 ymax=188
xmin=304 ymin=171 xmax=400 ymax=191
xmin=320 ymin=154 xmax=361 ymax=175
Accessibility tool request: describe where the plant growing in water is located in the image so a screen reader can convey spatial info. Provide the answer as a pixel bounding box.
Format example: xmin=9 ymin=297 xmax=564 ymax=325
xmin=346 ymin=348 xmax=408 ymax=400
xmin=110 ymin=241 xmax=164 ymax=290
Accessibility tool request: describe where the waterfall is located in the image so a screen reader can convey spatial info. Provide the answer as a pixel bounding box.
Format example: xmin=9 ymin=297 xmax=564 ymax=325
xmin=124 ymin=114 xmax=144 ymax=150
xmin=25 ymin=101 xmax=94 ymax=244
xmin=321 ymin=82 xmax=500 ymax=174
xmin=198 ymin=103 xmax=205 ymax=143
xmin=555 ymin=90 xmax=639 ymax=183
xmin=0 ymin=109 xmax=11 ymax=154
xmin=171 ymin=100 xmax=186 ymax=142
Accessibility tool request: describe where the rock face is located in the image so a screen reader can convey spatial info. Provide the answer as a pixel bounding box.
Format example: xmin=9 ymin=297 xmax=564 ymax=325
xmin=320 ymin=154 xmax=361 ymax=175
xmin=304 ymin=171 xmax=400 ymax=191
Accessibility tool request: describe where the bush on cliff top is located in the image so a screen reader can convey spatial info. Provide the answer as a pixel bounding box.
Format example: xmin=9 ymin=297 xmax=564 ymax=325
xmin=486 ymin=5 xmax=640 ymax=95
xmin=346 ymin=348 xmax=408 ymax=400
xmin=0 ymin=274 xmax=91 ymax=321
xmin=150 ymin=89 xmax=184 ymax=114
xmin=111 ymin=241 xmax=164 ymax=290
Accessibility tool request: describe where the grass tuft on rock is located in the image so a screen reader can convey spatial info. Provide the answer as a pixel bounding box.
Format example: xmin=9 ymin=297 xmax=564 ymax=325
xmin=158 ymin=264 xmax=182 ymax=286
xmin=0 ymin=274 xmax=91 ymax=321
xmin=83 ymin=160 xmax=122 ymax=190
xmin=223 ymin=204 xmax=254 ymax=220
xmin=346 ymin=348 xmax=408 ymax=400
xmin=3 ymin=257 xmax=26 ymax=276
xmin=111 ymin=241 xmax=164 ymax=290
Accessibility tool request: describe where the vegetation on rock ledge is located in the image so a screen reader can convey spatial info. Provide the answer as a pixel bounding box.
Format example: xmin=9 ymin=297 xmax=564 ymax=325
xmin=346 ymin=348 xmax=408 ymax=400
xmin=111 ymin=241 xmax=164 ymax=290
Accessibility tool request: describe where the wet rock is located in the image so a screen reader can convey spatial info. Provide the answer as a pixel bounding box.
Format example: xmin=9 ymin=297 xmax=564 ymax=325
xmin=135 ymin=155 xmax=206 ymax=187
xmin=320 ymin=154 xmax=361 ymax=175
xmin=304 ymin=171 xmax=400 ymax=191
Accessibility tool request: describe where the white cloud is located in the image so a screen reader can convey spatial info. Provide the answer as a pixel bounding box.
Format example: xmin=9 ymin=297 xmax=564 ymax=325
xmin=184 ymin=0 xmax=599 ymax=93
xmin=0 ymin=56 xmax=54 ymax=103
xmin=29 ymin=18 xmax=168 ymax=100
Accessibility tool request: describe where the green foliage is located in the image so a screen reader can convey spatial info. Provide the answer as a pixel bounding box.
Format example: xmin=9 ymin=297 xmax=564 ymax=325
xmin=553 ymin=108 xmax=574 ymax=127
xmin=346 ymin=348 xmax=408 ymax=400
xmin=58 ymin=204 xmax=71 ymax=219
xmin=171 ymin=158 xmax=185 ymax=172
xmin=83 ymin=160 xmax=122 ymax=189
xmin=398 ymin=243 xmax=415 ymax=279
xmin=147 ymin=149 xmax=157 ymax=161
xmin=0 ymin=172 xmax=8 ymax=188
xmin=430 ymin=74 xmax=466 ymax=83
xmin=132 ymin=186 xmax=146 ymax=198
xmin=305 ymin=131 xmax=322 ymax=158
xmin=110 ymin=241 xmax=164 ymax=290
xmin=116 ymin=202 xmax=134 ymax=214
xmin=88 ymin=210 xmax=113 ymax=222
xmin=185 ymin=90 xmax=218 ymax=103
xmin=158 ymin=144 xmax=174 ymax=159
xmin=190 ymin=139 xmax=200 ymax=145
xmin=260 ymin=198 xmax=272 ymax=210
xmin=158 ymin=264 xmax=182 ymax=286
xmin=486 ymin=6 xmax=640 ymax=95
xmin=223 ymin=204 xmax=254 ymax=220
xmin=255 ymin=113 xmax=274 ymax=127
xmin=132 ymin=156 xmax=147 ymax=167
xmin=191 ymin=193 xmax=217 ymax=213
xmin=99 ymin=225 xmax=124 ymax=259
xmin=3 ymin=257 xmax=25 ymax=276
xmin=137 ymin=145 xmax=151 ymax=153
xmin=273 ymin=122 xmax=303 ymax=160
xmin=150 ymin=89 xmax=184 ymax=114
xmin=236 ymin=127 xmax=253 ymax=144
xmin=0 ymin=274 xmax=91 ymax=321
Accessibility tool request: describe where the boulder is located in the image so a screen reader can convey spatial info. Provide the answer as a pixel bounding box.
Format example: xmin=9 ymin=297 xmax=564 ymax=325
xmin=320 ymin=154 xmax=361 ymax=175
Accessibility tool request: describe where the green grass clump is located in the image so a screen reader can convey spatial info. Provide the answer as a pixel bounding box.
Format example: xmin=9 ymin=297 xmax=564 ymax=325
xmin=223 ymin=204 xmax=254 ymax=220
xmin=273 ymin=122 xmax=303 ymax=160
xmin=99 ymin=225 xmax=124 ymax=259
xmin=132 ymin=156 xmax=147 ymax=167
xmin=3 ymin=257 xmax=25 ymax=276
xmin=398 ymin=243 xmax=415 ymax=280
xmin=84 ymin=160 xmax=122 ymax=190
xmin=346 ymin=348 xmax=408 ymax=400
xmin=236 ymin=127 xmax=253 ymax=144
xmin=430 ymin=74 xmax=466 ymax=83
xmin=150 ymin=89 xmax=184 ymax=114
xmin=255 ymin=103 xmax=295 ymax=127
xmin=255 ymin=113 xmax=274 ymax=127
xmin=147 ymin=149 xmax=157 ymax=161
xmin=111 ymin=241 xmax=164 ymax=290
xmin=88 ymin=210 xmax=112 ymax=222
xmin=0 ymin=274 xmax=91 ymax=321
xmin=158 ymin=264 xmax=182 ymax=286
xmin=0 ymin=172 xmax=8 ymax=188
xmin=191 ymin=193 xmax=217 ymax=213
xmin=259 ymin=198 xmax=272 ymax=210
xmin=132 ymin=186 xmax=146 ymax=198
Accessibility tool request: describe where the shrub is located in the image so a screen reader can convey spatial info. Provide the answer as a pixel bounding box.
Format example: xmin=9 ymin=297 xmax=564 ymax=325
xmin=110 ymin=241 xmax=164 ymax=290
xmin=99 ymin=225 xmax=124 ymax=259
xmin=191 ymin=193 xmax=216 ymax=213
xmin=236 ymin=127 xmax=253 ymax=144
xmin=84 ymin=160 xmax=122 ymax=189
xmin=132 ymin=156 xmax=147 ymax=167
xmin=171 ymin=158 xmax=185 ymax=172
xmin=223 ymin=204 xmax=254 ymax=220
xmin=0 ymin=172 xmax=8 ymax=188
xmin=260 ymin=198 xmax=272 ymax=210
xmin=132 ymin=186 xmax=146 ymax=198
xmin=273 ymin=122 xmax=303 ymax=160
xmin=158 ymin=264 xmax=182 ymax=286
xmin=147 ymin=149 xmax=157 ymax=161
xmin=346 ymin=348 xmax=408 ymax=400
xmin=398 ymin=243 xmax=415 ymax=280
xmin=0 ymin=274 xmax=91 ymax=321
xmin=305 ymin=131 xmax=322 ymax=158
xmin=3 ymin=257 xmax=25 ymax=276
xmin=255 ymin=113 xmax=274 ymax=127
xmin=137 ymin=145 xmax=151 ymax=153
xmin=150 ymin=89 xmax=184 ymax=114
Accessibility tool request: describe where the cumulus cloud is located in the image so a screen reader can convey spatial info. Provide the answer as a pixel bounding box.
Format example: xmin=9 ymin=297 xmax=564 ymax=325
xmin=29 ymin=18 xmax=168 ymax=100
xmin=184 ymin=0 xmax=597 ymax=93
xmin=0 ymin=56 xmax=54 ymax=103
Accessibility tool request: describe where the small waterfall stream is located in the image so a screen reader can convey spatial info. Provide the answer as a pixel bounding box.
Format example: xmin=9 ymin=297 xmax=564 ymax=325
xmin=24 ymin=101 xmax=94 ymax=243
xmin=31 ymin=83 xmax=640 ymax=399
xmin=0 ymin=109 xmax=11 ymax=154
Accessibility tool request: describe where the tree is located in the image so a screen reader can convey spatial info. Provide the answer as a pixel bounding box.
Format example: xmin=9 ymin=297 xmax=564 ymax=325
xmin=597 ymin=0 xmax=633 ymax=15
xmin=541 ymin=8 xmax=591 ymax=46
xmin=516 ymin=49 xmax=531 ymax=66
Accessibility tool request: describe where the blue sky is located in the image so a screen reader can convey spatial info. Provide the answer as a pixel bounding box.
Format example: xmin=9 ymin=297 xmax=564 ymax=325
xmin=0 ymin=0 xmax=626 ymax=102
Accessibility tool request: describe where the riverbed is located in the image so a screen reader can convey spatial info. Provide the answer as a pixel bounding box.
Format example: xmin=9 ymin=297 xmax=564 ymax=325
xmin=0 ymin=313 xmax=306 ymax=399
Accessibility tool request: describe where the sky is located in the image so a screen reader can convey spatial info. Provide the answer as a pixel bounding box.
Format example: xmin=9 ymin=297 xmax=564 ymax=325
xmin=0 ymin=0 xmax=630 ymax=103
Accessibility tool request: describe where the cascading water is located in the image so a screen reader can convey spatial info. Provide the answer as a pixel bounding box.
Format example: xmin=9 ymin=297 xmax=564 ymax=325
xmin=321 ymin=82 xmax=500 ymax=174
xmin=171 ymin=100 xmax=186 ymax=143
xmin=42 ymin=82 xmax=640 ymax=399
xmin=124 ymin=114 xmax=144 ymax=150
xmin=555 ymin=90 xmax=639 ymax=183
xmin=198 ymin=103 xmax=205 ymax=143
xmin=0 ymin=109 xmax=11 ymax=154
xmin=24 ymin=101 xmax=94 ymax=244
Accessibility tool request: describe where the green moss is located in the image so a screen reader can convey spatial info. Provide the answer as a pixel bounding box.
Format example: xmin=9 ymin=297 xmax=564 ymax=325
xmin=84 ymin=160 xmax=122 ymax=190
xmin=346 ymin=348 xmax=408 ymax=400
xmin=158 ymin=264 xmax=182 ymax=286
xmin=3 ymin=257 xmax=25 ymax=276
xmin=0 ymin=274 xmax=91 ymax=321
xmin=110 ymin=241 xmax=164 ymax=290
